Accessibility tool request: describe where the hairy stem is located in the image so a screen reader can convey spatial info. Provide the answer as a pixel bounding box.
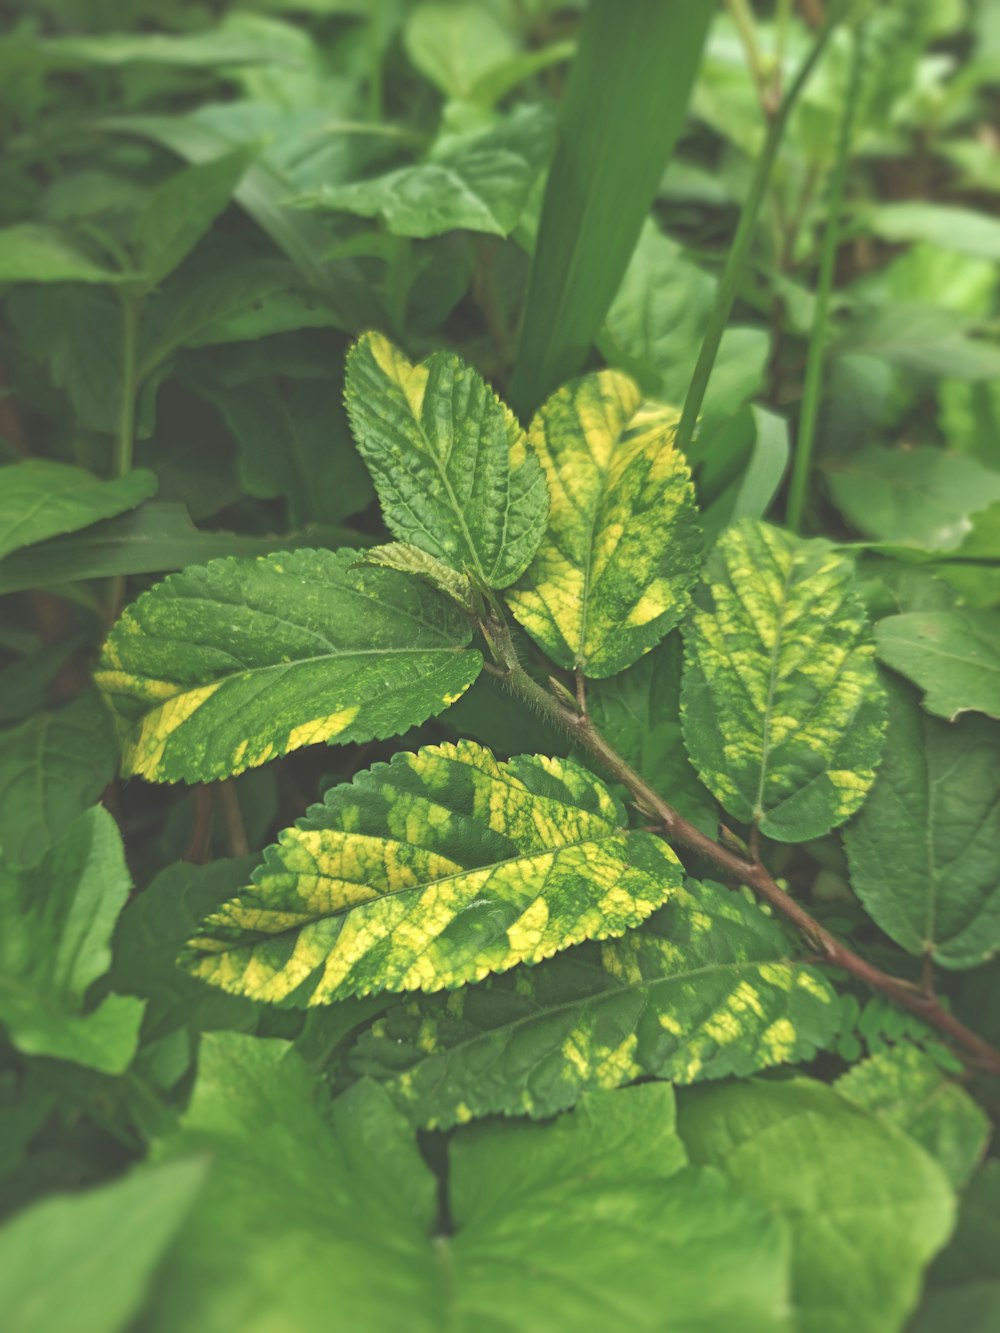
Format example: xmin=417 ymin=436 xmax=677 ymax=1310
xmin=676 ymin=6 xmax=841 ymax=459
xmin=786 ymin=22 xmax=864 ymax=533
xmin=485 ymin=612 xmax=1000 ymax=1075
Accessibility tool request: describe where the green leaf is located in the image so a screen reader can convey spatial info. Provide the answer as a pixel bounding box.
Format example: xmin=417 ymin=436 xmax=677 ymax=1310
xmin=0 ymin=692 xmax=119 ymax=871
xmin=404 ymin=0 xmax=518 ymax=100
xmin=585 ymin=633 xmax=716 ymax=833
xmin=509 ymin=0 xmax=713 ymax=415
xmin=836 ymin=1045 xmax=990 ymax=1188
xmin=0 ymin=223 xmax=125 ymax=285
xmin=184 ymin=740 xmax=682 ymax=1004
xmin=132 ymin=150 xmax=252 ymax=289
xmin=0 ymin=461 xmax=157 ymax=560
xmin=866 ymin=202 xmax=1000 ymax=260
xmin=929 ymin=1160 xmax=1000 ymax=1289
xmin=876 ymin=610 xmax=1000 ymax=720
xmin=0 ymin=502 xmax=363 ymax=597
xmin=344 ymin=332 xmax=548 ymax=588
xmin=843 ymin=674 xmax=1000 ymax=970
xmin=0 ymin=806 xmax=145 ymax=1073
xmin=0 ymin=1158 xmax=205 ymax=1333
xmin=111 ymin=857 xmax=261 ymax=1043
xmin=678 ymin=1077 xmax=956 ymax=1333
xmin=682 ymin=521 xmax=886 ymax=842
xmin=149 ymin=1033 xmax=792 ymax=1332
xmin=506 ymin=370 xmax=702 ymax=677
xmin=352 ymin=878 xmax=838 ymax=1128
xmin=826 ymin=445 xmax=1000 ymax=550
xmin=96 ymin=548 xmax=482 ymax=783
xmin=31 ymin=15 xmax=297 ymax=69
xmin=297 ymin=107 xmax=553 ymax=239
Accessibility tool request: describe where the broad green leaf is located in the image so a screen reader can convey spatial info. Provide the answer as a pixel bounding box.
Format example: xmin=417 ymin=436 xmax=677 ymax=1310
xmin=111 ymin=857 xmax=261 ymax=1043
xmin=837 ymin=303 xmax=1000 ymax=381
xmin=585 ymin=633 xmax=716 ymax=833
xmin=404 ymin=0 xmax=517 ymax=100
xmin=826 ymin=445 xmax=1000 ymax=550
xmin=0 ymin=501 xmax=363 ymax=596
xmin=0 ymin=692 xmax=119 ymax=871
xmin=506 ymin=370 xmax=702 ymax=677
xmin=96 ymin=548 xmax=482 ymax=783
xmin=0 ymin=461 xmax=157 ymax=560
xmin=843 ymin=674 xmax=1000 ymax=969
xmin=132 ymin=150 xmax=252 ymax=289
xmin=0 ymin=806 xmax=145 ymax=1073
xmin=509 ymin=0 xmax=713 ymax=414
xmin=297 ymin=107 xmax=553 ymax=239
xmin=836 ymin=1045 xmax=990 ymax=1187
xmin=184 ymin=741 xmax=682 ymax=1004
xmin=357 ymin=543 xmax=474 ymax=610
xmin=876 ymin=610 xmax=1000 ymax=720
xmin=29 ymin=16 xmax=298 ymax=69
xmin=0 ymin=1159 xmax=205 ymax=1333
xmin=867 ymin=202 xmax=1000 ymax=260
xmin=678 ymin=1078 xmax=956 ymax=1333
xmin=344 ymin=332 xmax=548 ymax=588
xmin=352 ymin=878 xmax=838 ymax=1128
xmin=149 ymin=1033 xmax=792 ymax=1332
xmin=682 ymin=520 xmax=886 ymax=842
xmin=0 ymin=223 xmax=124 ymax=285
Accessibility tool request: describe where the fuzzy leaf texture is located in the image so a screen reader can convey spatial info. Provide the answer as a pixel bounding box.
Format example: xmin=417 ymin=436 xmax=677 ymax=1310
xmin=352 ymin=878 xmax=838 ymax=1129
xmin=184 ymin=741 xmax=682 ymax=1004
xmin=843 ymin=674 xmax=1000 ymax=970
xmin=506 ymin=369 xmax=702 ymax=676
xmin=96 ymin=548 xmax=482 ymax=783
xmin=344 ymin=332 xmax=548 ymax=589
xmin=682 ymin=521 xmax=886 ymax=841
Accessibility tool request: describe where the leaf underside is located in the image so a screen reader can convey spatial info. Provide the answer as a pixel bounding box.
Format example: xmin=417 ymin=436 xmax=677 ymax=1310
xmin=184 ymin=740 xmax=682 ymax=1004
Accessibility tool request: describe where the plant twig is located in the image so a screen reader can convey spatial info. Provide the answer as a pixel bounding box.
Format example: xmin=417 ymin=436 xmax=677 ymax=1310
xmin=483 ymin=612 xmax=1000 ymax=1075
xmin=676 ymin=6 xmax=842 ymax=459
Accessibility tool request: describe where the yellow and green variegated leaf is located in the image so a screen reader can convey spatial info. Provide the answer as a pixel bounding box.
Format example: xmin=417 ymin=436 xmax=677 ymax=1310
xmin=505 ymin=369 xmax=702 ymax=678
xmin=682 ymin=520 xmax=886 ymax=842
xmin=350 ymin=878 xmax=838 ymax=1129
xmin=95 ymin=548 xmax=482 ymax=784
xmin=357 ymin=542 xmax=475 ymax=611
xmin=344 ymin=333 xmax=548 ymax=589
xmin=184 ymin=740 xmax=681 ymax=1004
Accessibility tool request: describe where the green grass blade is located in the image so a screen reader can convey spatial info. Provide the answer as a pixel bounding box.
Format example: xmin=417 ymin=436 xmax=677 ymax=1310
xmin=508 ymin=0 xmax=714 ymax=418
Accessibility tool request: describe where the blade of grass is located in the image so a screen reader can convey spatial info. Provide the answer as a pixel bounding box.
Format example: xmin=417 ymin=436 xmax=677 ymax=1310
xmin=786 ymin=23 xmax=865 ymax=533
xmin=508 ymin=0 xmax=714 ymax=418
xmin=674 ymin=6 xmax=844 ymax=461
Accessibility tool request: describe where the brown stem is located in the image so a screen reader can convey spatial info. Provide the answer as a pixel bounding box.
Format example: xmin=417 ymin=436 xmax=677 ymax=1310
xmin=486 ymin=616 xmax=1000 ymax=1076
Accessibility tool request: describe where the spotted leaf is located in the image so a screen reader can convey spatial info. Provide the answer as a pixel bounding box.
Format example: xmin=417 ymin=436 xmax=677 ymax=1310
xmin=96 ymin=548 xmax=482 ymax=784
xmin=505 ymin=369 xmax=702 ymax=677
xmin=350 ymin=878 xmax=838 ymax=1128
xmin=682 ymin=520 xmax=886 ymax=842
xmin=344 ymin=332 xmax=548 ymax=589
xmin=184 ymin=740 xmax=681 ymax=1004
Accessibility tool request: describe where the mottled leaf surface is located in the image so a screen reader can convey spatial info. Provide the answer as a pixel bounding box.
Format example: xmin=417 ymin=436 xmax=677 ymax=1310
xmin=837 ymin=1045 xmax=990 ymax=1188
xmin=358 ymin=542 xmax=474 ymax=610
xmin=0 ymin=461 xmax=157 ymax=560
xmin=352 ymin=878 xmax=838 ymax=1128
xmin=184 ymin=741 xmax=681 ymax=1004
xmin=345 ymin=333 xmax=548 ymax=589
xmin=0 ymin=1159 xmax=206 ymax=1333
xmin=149 ymin=1034 xmax=792 ymax=1333
xmin=682 ymin=521 xmax=886 ymax=841
xmin=96 ymin=548 xmax=482 ymax=783
xmin=506 ymin=369 xmax=701 ymax=677
xmin=0 ymin=691 xmax=119 ymax=871
xmin=0 ymin=806 xmax=145 ymax=1072
xmin=876 ymin=609 xmax=1000 ymax=720
xmin=679 ymin=1078 xmax=955 ymax=1333
xmin=844 ymin=674 xmax=1000 ymax=970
